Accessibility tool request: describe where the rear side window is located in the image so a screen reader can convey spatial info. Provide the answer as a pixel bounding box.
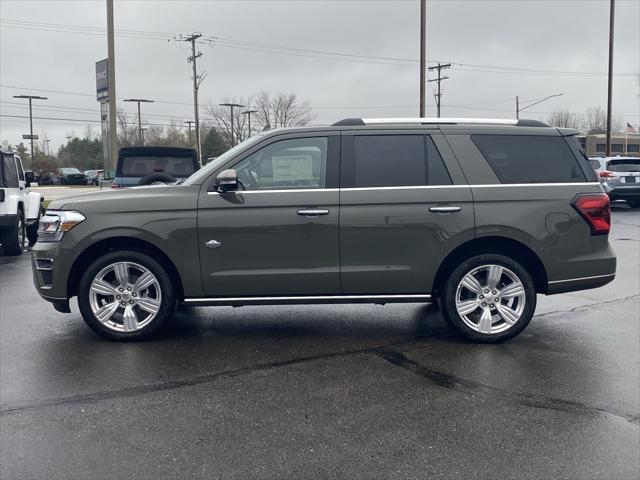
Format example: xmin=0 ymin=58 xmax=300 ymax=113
xmin=471 ymin=135 xmax=586 ymax=184
xmin=589 ymin=159 xmax=601 ymax=170
xmin=353 ymin=135 xmax=451 ymax=187
xmin=1 ymin=153 xmax=19 ymax=188
xmin=121 ymin=156 xmax=196 ymax=177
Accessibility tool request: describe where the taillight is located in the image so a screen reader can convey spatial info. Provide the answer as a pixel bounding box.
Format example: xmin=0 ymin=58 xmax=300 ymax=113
xmin=599 ymin=170 xmax=615 ymax=179
xmin=110 ymin=183 xmax=119 ymax=189
xmin=572 ymin=193 xmax=610 ymax=235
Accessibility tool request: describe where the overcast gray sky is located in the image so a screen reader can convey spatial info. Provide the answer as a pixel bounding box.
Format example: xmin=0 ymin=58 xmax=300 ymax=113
xmin=1 ymin=0 xmax=639 ymax=151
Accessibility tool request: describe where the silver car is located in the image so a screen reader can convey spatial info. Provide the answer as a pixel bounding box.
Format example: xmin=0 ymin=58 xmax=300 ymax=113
xmin=590 ymin=156 xmax=640 ymax=208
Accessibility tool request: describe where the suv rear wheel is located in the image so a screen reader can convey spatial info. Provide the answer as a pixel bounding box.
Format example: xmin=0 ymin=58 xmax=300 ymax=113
xmin=78 ymin=250 xmax=176 ymax=341
xmin=441 ymin=253 xmax=536 ymax=343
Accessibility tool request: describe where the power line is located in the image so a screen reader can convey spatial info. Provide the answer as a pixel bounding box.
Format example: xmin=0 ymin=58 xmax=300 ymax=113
xmin=1 ymin=18 xmax=636 ymax=77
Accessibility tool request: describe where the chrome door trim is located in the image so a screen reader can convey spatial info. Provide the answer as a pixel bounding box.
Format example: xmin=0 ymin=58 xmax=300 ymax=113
xmin=184 ymin=293 xmax=432 ymax=305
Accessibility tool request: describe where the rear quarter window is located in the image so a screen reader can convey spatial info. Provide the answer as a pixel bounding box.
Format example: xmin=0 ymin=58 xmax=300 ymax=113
xmin=471 ymin=134 xmax=587 ymax=184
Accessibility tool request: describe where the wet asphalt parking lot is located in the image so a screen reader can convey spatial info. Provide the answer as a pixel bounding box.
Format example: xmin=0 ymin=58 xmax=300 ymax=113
xmin=0 ymin=206 xmax=638 ymax=479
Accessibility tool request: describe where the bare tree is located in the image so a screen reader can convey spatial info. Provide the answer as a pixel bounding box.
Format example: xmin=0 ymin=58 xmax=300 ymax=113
xmin=116 ymin=110 xmax=138 ymax=147
xmin=254 ymin=92 xmax=315 ymax=129
xmin=584 ymin=106 xmax=623 ymax=134
xmin=547 ymin=109 xmax=584 ymax=130
xmin=208 ymin=97 xmax=252 ymax=145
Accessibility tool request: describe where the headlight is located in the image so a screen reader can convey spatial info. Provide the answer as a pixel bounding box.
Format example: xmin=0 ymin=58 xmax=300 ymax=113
xmin=37 ymin=210 xmax=86 ymax=242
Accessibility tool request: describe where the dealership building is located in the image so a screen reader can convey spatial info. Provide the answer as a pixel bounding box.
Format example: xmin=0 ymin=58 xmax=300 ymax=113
xmin=577 ymin=133 xmax=640 ymax=157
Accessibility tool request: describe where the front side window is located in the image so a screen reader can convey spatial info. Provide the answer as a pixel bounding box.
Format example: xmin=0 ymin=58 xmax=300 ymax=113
xmin=352 ymin=135 xmax=451 ymax=188
xmin=471 ymin=134 xmax=586 ymax=184
xmin=233 ymin=137 xmax=328 ymax=190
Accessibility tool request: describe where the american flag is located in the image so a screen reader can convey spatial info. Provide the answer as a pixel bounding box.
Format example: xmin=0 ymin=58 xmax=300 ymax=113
xmin=626 ymin=122 xmax=637 ymax=134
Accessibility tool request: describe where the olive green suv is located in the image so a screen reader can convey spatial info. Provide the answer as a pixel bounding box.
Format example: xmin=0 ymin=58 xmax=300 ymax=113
xmin=31 ymin=118 xmax=616 ymax=342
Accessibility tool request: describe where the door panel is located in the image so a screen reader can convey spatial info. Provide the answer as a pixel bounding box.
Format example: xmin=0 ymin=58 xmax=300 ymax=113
xmin=339 ymin=132 xmax=475 ymax=294
xmin=198 ymin=190 xmax=340 ymax=296
xmin=196 ymin=134 xmax=341 ymax=297
xmin=340 ymin=186 xmax=474 ymax=294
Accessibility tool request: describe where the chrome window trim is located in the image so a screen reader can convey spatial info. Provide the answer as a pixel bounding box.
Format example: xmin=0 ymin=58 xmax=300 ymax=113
xmin=185 ymin=294 xmax=431 ymax=304
xmin=548 ymin=273 xmax=615 ymax=285
xmin=206 ymin=182 xmax=600 ymax=195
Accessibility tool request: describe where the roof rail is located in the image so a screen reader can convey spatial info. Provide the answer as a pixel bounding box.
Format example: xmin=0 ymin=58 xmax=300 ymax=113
xmin=332 ymin=117 xmax=548 ymax=127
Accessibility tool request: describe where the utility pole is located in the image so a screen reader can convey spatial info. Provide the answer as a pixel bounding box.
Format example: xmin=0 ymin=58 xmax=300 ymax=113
xmin=184 ymin=120 xmax=195 ymax=146
xmin=606 ymin=0 xmax=615 ymax=156
xmin=176 ymin=33 xmax=205 ymax=163
xmin=241 ymin=109 xmax=258 ymax=138
xmin=219 ymin=103 xmax=244 ymax=146
xmin=419 ymin=0 xmax=426 ymax=117
xmin=106 ymin=0 xmax=117 ymax=172
xmin=516 ymin=96 xmax=519 ymax=119
xmin=123 ymin=98 xmax=154 ymax=145
xmin=12 ymin=94 xmax=47 ymax=168
xmin=427 ymin=62 xmax=451 ymax=118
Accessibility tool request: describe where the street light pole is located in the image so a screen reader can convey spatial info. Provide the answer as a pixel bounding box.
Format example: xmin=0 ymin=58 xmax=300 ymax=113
xmin=123 ymin=98 xmax=154 ymax=145
xmin=219 ymin=103 xmax=244 ymax=146
xmin=12 ymin=94 xmax=47 ymax=168
xmin=106 ymin=0 xmax=118 ymax=172
xmin=516 ymin=93 xmax=563 ymax=119
xmin=241 ymin=109 xmax=258 ymax=138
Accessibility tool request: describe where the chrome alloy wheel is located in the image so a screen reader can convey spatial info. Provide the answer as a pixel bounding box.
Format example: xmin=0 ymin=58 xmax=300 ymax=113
xmin=455 ymin=264 xmax=526 ymax=335
xmin=88 ymin=261 xmax=162 ymax=333
xmin=17 ymin=216 xmax=25 ymax=248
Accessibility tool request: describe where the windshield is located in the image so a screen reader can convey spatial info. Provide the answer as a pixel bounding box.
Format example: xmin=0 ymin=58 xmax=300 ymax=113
xmin=182 ymin=133 xmax=269 ymax=185
xmin=608 ymin=158 xmax=640 ymax=172
xmin=60 ymin=168 xmax=82 ymax=174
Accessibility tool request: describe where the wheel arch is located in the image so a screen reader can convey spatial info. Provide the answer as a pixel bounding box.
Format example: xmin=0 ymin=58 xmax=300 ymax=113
xmin=67 ymin=236 xmax=185 ymax=300
xmin=432 ymin=236 xmax=548 ymax=295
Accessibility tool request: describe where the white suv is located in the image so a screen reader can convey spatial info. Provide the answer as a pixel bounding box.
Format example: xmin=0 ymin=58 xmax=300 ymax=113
xmin=0 ymin=147 xmax=44 ymax=255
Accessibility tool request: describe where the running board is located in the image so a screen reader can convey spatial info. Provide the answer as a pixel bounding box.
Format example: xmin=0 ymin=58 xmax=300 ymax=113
xmin=183 ymin=294 xmax=432 ymax=307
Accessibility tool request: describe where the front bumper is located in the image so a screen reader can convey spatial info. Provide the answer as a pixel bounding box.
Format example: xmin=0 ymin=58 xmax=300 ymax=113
xmin=31 ymin=240 xmax=75 ymax=306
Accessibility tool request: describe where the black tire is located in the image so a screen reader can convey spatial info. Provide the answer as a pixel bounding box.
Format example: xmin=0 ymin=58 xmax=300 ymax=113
xmin=440 ymin=253 xmax=536 ymax=343
xmin=1 ymin=210 xmax=25 ymax=256
xmin=78 ymin=250 xmax=176 ymax=341
xmin=137 ymin=172 xmax=176 ymax=186
xmin=26 ymin=209 xmax=41 ymax=246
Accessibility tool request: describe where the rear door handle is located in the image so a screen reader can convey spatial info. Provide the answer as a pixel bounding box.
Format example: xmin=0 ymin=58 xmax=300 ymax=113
xmin=297 ymin=209 xmax=329 ymax=217
xmin=429 ymin=206 xmax=461 ymax=213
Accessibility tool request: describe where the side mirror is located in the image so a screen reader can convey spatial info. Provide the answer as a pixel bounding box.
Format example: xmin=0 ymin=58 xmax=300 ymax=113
xmin=215 ymin=169 xmax=238 ymax=193
xmin=25 ymin=171 xmax=35 ymax=187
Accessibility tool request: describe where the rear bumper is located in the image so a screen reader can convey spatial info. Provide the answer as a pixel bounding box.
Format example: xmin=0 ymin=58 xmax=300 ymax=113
xmin=607 ymin=185 xmax=640 ymax=200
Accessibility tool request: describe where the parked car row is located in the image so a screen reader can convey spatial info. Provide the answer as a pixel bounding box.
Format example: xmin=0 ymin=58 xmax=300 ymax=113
xmin=589 ymin=156 xmax=640 ymax=208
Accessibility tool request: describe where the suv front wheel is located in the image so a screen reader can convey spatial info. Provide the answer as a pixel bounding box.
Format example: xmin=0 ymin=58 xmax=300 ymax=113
xmin=78 ymin=250 xmax=176 ymax=341
xmin=440 ymin=254 xmax=536 ymax=343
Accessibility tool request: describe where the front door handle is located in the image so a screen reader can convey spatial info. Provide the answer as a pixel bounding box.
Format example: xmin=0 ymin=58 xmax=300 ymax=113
xmin=297 ymin=209 xmax=329 ymax=217
xmin=429 ymin=206 xmax=461 ymax=213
